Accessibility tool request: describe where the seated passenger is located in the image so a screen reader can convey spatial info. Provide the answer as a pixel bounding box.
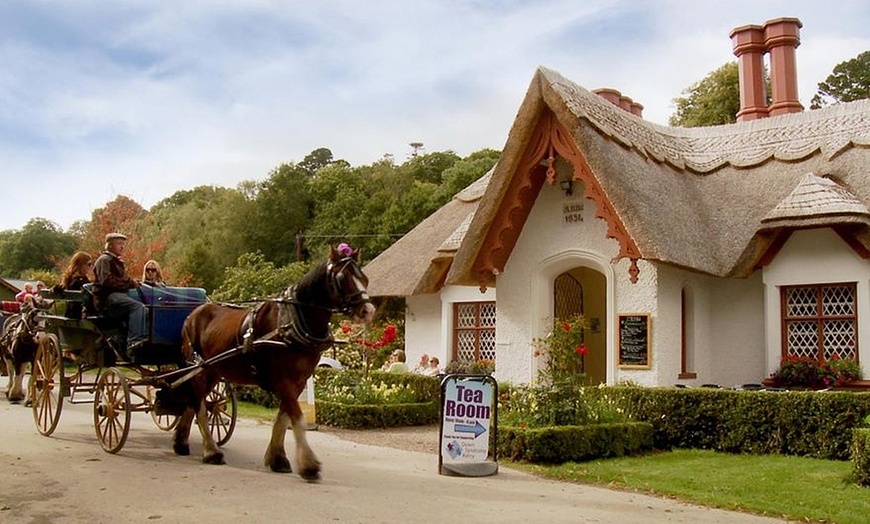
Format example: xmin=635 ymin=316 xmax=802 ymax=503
xmin=92 ymin=233 xmax=146 ymax=358
xmin=54 ymin=251 xmax=93 ymax=292
xmin=142 ymin=260 xmax=167 ymax=287
xmin=15 ymin=283 xmax=34 ymax=303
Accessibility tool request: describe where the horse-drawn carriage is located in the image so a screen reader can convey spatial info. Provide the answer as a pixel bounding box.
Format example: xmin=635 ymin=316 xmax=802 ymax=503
xmin=6 ymin=244 xmax=373 ymax=481
xmin=28 ymin=284 xmax=238 ymax=453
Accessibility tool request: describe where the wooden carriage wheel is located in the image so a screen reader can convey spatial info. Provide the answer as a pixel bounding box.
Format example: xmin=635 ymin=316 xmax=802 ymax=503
xmin=93 ymin=368 xmax=131 ymax=454
xmin=146 ymin=385 xmax=180 ymax=431
xmin=30 ymin=334 xmax=65 ymax=436
xmin=206 ymin=379 xmax=237 ymax=446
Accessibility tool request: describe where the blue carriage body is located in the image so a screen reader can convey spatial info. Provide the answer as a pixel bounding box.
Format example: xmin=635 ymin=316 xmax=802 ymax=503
xmin=42 ymin=284 xmax=208 ymax=366
xmin=135 ymin=285 xmax=208 ymax=346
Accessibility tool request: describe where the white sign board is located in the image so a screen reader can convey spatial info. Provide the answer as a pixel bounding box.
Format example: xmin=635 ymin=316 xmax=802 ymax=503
xmin=440 ymin=378 xmax=493 ymax=463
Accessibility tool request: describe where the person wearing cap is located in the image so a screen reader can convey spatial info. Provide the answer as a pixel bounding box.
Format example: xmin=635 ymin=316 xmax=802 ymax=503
xmin=92 ymin=233 xmax=146 ymax=359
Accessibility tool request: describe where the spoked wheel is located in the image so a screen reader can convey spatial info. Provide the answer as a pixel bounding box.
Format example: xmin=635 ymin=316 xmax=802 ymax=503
xmin=147 ymin=385 xmax=179 ymax=431
xmin=94 ymin=368 xmax=131 ymax=454
xmin=30 ymin=333 xmax=64 ymax=436
xmin=206 ymin=379 xmax=237 ymax=446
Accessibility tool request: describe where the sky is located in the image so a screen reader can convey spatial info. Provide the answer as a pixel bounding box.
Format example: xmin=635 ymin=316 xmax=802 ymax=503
xmin=2 ymin=0 xmax=869 ymax=232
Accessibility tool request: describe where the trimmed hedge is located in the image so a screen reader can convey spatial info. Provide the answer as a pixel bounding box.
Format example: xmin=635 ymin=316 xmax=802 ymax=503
xmin=498 ymin=422 xmax=654 ymax=463
xmin=852 ymin=429 xmax=870 ymax=486
xmin=315 ymin=400 xmax=439 ymax=428
xmin=588 ymin=387 xmax=870 ymax=460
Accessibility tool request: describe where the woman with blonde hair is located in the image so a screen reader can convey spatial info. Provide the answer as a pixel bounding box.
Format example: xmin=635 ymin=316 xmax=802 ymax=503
xmin=142 ymin=260 xmax=167 ymax=287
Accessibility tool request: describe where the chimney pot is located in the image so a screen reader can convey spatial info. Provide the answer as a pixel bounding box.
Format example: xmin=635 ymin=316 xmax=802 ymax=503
xmin=763 ymin=17 xmax=803 ymax=116
xmin=593 ymin=88 xmax=643 ymax=118
xmin=730 ymin=24 xmax=768 ymax=121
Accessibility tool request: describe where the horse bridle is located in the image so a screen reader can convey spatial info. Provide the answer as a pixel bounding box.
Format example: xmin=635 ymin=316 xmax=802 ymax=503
xmin=259 ymin=256 xmax=371 ymax=352
xmin=325 ymin=256 xmax=371 ymax=316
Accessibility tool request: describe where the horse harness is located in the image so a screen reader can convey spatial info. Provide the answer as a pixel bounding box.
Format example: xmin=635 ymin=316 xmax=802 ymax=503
xmin=236 ymin=255 xmax=369 ymax=356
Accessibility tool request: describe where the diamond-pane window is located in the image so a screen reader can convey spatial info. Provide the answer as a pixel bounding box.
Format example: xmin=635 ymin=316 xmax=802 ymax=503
xmin=781 ymin=283 xmax=858 ymax=362
xmin=453 ymin=301 xmax=496 ymax=365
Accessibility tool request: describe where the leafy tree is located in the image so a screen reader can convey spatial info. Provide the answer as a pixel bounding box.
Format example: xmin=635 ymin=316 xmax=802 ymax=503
xmin=298 ymin=147 xmax=336 ymax=176
xmin=246 ymin=162 xmax=313 ymax=266
xmin=811 ymin=50 xmax=870 ymax=109
xmin=669 ymin=61 xmax=742 ymax=127
xmin=80 ymin=196 xmax=153 ymax=273
xmin=400 ymin=151 xmax=460 ymax=184
xmin=438 ymin=148 xmax=500 ymax=199
xmin=210 ymin=252 xmax=310 ymax=302
xmin=148 ymin=185 xmax=252 ymax=291
xmin=0 ymin=218 xmax=76 ymax=276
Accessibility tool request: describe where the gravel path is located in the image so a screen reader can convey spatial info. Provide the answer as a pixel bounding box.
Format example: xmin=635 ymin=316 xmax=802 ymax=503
xmin=317 ymin=423 xmax=441 ymax=455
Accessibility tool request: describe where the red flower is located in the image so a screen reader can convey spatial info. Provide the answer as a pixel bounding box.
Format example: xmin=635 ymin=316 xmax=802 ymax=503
xmin=575 ymin=344 xmax=588 ymax=356
xmin=562 ymin=322 xmax=571 ymax=332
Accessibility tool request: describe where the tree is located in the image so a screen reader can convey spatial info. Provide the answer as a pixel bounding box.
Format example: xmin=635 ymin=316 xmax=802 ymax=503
xmin=811 ymin=50 xmax=870 ymax=109
xmin=669 ymin=62 xmax=742 ymax=127
xmin=0 ymin=218 xmax=76 ymax=276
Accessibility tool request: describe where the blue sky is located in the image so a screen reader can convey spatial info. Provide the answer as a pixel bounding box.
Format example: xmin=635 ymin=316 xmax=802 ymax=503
xmin=2 ymin=0 xmax=869 ymax=232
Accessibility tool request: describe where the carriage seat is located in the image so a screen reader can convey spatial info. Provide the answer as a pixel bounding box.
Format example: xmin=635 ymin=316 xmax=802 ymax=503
xmin=1 ymin=301 xmax=21 ymax=315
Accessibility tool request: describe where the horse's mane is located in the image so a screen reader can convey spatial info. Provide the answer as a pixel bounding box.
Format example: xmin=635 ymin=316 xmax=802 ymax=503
xmin=292 ymin=259 xmax=329 ymax=304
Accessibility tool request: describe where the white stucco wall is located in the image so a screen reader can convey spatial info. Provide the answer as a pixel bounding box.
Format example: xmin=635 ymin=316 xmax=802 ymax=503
xmin=404 ymin=286 xmax=496 ymax=371
xmin=763 ymin=228 xmax=870 ymax=378
xmin=495 ymin=181 xmax=666 ymax=385
xmin=657 ymin=265 xmax=766 ymax=388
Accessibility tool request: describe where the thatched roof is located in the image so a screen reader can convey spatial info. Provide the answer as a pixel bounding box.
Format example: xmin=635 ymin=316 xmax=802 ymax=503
xmin=446 ymin=67 xmax=870 ymax=288
xmin=366 ymin=66 xmax=870 ymax=295
xmin=363 ymin=169 xmax=492 ymax=297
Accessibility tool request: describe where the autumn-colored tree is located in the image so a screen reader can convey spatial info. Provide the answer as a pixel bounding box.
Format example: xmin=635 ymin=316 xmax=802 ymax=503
xmin=80 ymin=195 xmax=158 ymax=277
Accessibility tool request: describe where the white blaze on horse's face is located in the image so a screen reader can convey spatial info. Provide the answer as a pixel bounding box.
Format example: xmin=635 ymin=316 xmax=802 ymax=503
xmin=352 ymin=275 xmax=376 ymax=325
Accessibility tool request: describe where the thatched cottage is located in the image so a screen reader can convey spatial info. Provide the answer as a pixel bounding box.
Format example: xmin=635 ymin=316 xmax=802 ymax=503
xmin=364 ymin=18 xmax=870 ymax=387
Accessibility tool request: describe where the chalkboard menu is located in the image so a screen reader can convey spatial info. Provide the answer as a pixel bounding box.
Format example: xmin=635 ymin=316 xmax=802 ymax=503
xmin=617 ymin=313 xmax=651 ymax=368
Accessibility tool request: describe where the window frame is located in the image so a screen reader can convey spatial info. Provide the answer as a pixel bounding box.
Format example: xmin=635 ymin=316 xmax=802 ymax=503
xmin=451 ymin=301 xmax=496 ymax=363
xmin=780 ymin=282 xmax=859 ymax=361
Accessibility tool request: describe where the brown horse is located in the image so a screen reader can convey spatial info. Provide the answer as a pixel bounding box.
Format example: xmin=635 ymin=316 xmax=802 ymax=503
xmin=1 ymin=297 xmax=41 ymax=403
xmin=174 ymin=245 xmax=375 ymax=480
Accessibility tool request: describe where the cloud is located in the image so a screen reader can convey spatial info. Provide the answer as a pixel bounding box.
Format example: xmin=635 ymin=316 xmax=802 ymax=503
xmin=1 ymin=0 xmax=868 ymax=231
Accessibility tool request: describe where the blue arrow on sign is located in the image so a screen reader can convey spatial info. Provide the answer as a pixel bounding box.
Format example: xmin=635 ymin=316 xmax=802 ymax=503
xmin=455 ymin=421 xmax=487 ymax=438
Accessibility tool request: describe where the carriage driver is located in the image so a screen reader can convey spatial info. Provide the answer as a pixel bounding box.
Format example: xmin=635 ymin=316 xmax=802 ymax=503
xmin=92 ymin=232 xmax=146 ymax=360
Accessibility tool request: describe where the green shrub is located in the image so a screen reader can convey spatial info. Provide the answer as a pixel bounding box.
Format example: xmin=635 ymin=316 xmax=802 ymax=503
xmin=592 ymin=386 xmax=870 ymax=460
xmin=852 ymin=428 xmax=870 ymax=486
xmin=316 ymin=400 xmax=438 ymax=428
xmin=498 ymin=422 xmax=653 ymax=463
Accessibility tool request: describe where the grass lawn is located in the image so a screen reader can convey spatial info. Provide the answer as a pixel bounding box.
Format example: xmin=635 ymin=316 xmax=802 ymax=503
xmin=508 ymin=449 xmax=869 ymax=524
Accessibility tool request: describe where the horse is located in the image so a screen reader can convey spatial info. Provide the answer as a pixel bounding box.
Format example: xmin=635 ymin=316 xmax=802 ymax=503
xmin=174 ymin=245 xmax=375 ymax=480
xmin=1 ymin=297 xmax=41 ymax=403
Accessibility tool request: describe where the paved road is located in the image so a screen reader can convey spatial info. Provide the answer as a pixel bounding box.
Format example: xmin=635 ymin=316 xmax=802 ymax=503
xmin=0 ymin=394 xmax=790 ymax=523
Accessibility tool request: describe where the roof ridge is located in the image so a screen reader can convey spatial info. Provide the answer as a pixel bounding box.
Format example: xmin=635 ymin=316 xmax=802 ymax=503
xmin=539 ymin=67 xmax=870 ymax=173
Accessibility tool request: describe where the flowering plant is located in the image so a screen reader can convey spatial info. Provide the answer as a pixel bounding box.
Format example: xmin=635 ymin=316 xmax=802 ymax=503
xmin=532 ymin=315 xmax=589 ymax=389
xmin=331 ymin=320 xmax=403 ymax=372
xmin=770 ymin=355 xmax=863 ymax=389
xmin=444 ymin=358 xmax=495 ymax=375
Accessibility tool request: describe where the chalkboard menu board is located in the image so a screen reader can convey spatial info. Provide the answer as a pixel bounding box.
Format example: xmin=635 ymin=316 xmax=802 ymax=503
xmin=617 ymin=313 xmax=651 ymax=368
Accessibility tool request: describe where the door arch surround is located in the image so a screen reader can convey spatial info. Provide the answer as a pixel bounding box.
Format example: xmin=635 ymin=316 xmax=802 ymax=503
xmin=530 ymin=249 xmax=615 ymax=385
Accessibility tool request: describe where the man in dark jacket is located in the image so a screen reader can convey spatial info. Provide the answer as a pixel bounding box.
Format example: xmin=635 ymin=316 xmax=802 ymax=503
xmin=92 ymin=232 xmax=146 ymax=359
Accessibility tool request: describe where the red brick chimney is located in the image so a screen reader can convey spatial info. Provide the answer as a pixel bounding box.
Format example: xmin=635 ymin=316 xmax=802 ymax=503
xmin=764 ymin=18 xmax=803 ymax=116
xmin=592 ymin=88 xmax=644 ymax=118
xmin=730 ymin=24 xmax=768 ymax=121
xmin=730 ymin=17 xmax=802 ymax=121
